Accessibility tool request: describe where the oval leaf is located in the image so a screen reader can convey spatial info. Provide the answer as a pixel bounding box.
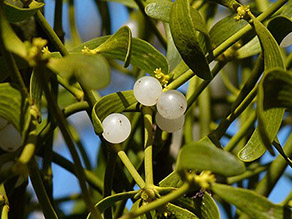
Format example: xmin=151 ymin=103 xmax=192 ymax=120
xmin=145 ymin=1 xmax=172 ymax=23
xmin=0 ymin=83 xmax=30 ymax=139
xmin=212 ymin=183 xmax=291 ymax=219
xmin=4 ymin=0 xmax=44 ymax=23
xmin=170 ymin=0 xmax=211 ymax=80
xmin=48 ymin=54 xmax=110 ymax=90
xmin=166 ymin=203 xmax=198 ymax=218
xmin=176 ymin=142 xmax=245 ymax=177
xmin=262 ymin=68 xmax=292 ymax=111
xmin=238 ymin=17 xmax=285 ymax=162
xmin=92 ymin=90 xmax=137 ymax=134
xmin=71 ymin=36 xmax=169 ymax=75
xmin=92 ymin=26 xmax=132 ymax=68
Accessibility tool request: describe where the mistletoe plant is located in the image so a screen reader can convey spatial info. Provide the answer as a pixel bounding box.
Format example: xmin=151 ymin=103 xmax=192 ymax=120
xmin=1 ymin=0 xmax=292 ymax=218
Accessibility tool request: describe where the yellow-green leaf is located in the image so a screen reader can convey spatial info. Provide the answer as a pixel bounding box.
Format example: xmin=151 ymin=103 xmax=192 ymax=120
xmin=176 ymin=142 xmax=245 ymax=177
xmin=4 ymin=0 xmax=44 ymax=23
xmin=212 ymin=183 xmax=291 ymax=219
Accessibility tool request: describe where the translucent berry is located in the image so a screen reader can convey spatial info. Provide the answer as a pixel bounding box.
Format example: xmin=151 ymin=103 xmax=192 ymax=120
xmin=0 ymin=123 xmax=22 ymax=152
xmin=155 ymin=112 xmax=185 ymax=133
xmin=133 ymin=76 xmax=163 ymax=106
xmin=157 ymin=90 xmax=187 ymax=119
xmin=102 ymin=113 xmax=131 ymax=144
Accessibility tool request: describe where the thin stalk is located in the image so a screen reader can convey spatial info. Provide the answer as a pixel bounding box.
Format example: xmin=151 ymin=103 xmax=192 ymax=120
xmin=53 ymin=0 xmax=65 ymax=42
xmin=165 ymin=69 xmax=195 ymax=91
xmin=35 ymin=11 xmax=69 ymax=56
xmin=186 ymin=61 xmax=227 ymax=110
xmin=143 ymin=106 xmax=154 ymax=186
xmin=199 ymin=84 xmax=211 ymax=138
xmin=68 ymin=0 xmax=81 ymax=45
xmin=225 ymin=110 xmax=256 ymax=152
xmin=1 ymin=205 xmax=9 ymax=219
xmin=255 ymin=0 xmax=270 ymax=12
xmin=227 ymin=163 xmax=269 ymax=184
xmin=28 ymin=157 xmax=58 ymax=219
xmin=255 ymin=131 xmax=292 ymax=197
xmin=208 ymin=0 xmax=289 ymax=61
xmin=37 ymin=65 xmax=101 ymax=219
xmin=57 ymin=75 xmax=84 ymax=101
xmin=121 ymin=183 xmax=190 ymax=219
xmin=134 ymin=0 xmax=167 ymax=49
xmin=117 ymin=149 xmax=145 ymax=189
xmin=282 ymin=190 xmax=292 ymax=206
xmin=103 ymin=151 xmax=117 ymax=219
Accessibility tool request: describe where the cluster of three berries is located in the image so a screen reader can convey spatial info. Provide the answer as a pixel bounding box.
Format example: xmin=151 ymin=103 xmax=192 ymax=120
xmin=102 ymin=76 xmax=187 ymax=144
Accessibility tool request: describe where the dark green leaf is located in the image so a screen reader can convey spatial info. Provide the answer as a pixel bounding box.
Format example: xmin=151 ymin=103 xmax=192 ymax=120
xmin=48 ymin=54 xmax=110 ymax=90
xmin=87 ymin=191 xmax=137 ymax=218
xmin=173 ymin=192 xmax=220 ymax=219
xmin=0 ymin=9 xmax=27 ymax=58
xmin=4 ymin=0 xmax=44 ymax=23
xmin=92 ymin=90 xmax=137 ymax=134
xmin=166 ymin=203 xmax=198 ymax=218
xmin=92 ymin=26 xmax=132 ymax=68
xmin=262 ymin=68 xmax=292 ymax=110
xmin=238 ymin=17 xmax=285 ymax=162
xmin=71 ymin=36 xmax=169 ymax=75
xmin=212 ymin=183 xmax=292 ymax=219
xmin=0 ymin=83 xmax=30 ymax=138
xmin=176 ymin=142 xmax=245 ymax=177
xmin=0 ymin=55 xmax=28 ymax=82
xmin=210 ymin=14 xmax=247 ymax=48
xmin=170 ymin=0 xmax=211 ymax=80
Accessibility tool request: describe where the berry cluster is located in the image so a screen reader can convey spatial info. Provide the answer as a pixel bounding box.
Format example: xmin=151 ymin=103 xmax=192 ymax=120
xmin=102 ymin=76 xmax=187 ymax=144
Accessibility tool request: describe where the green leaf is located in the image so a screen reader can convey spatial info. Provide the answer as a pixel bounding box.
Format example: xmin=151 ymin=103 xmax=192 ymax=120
xmin=87 ymin=191 xmax=137 ymax=218
xmin=262 ymin=68 xmax=292 ymax=111
xmin=0 ymin=8 xmax=27 ymax=58
xmin=92 ymin=26 xmax=132 ymax=68
xmin=0 ymin=83 xmax=30 ymax=139
xmin=4 ymin=0 xmax=44 ymax=23
xmin=92 ymin=90 xmax=137 ymax=135
xmin=48 ymin=54 xmax=110 ymax=90
xmin=159 ymin=171 xmax=183 ymax=188
xmin=166 ymin=203 xmax=198 ymax=218
xmin=145 ymin=1 xmax=172 ymax=22
xmin=212 ymin=183 xmax=292 ymax=219
xmin=170 ymin=0 xmax=211 ymax=80
xmin=209 ymin=14 xmax=247 ymax=48
xmin=206 ymin=0 xmax=241 ymax=11
xmin=173 ymin=192 xmax=220 ymax=219
xmin=238 ymin=17 xmax=285 ymax=162
xmin=176 ymin=142 xmax=245 ymax=177
xmin=71 ymin=36 xmax=169 ymax=75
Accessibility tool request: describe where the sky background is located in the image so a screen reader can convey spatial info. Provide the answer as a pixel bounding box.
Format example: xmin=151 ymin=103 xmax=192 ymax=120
xmin=29 ymin=0 xmax=292 ymax=218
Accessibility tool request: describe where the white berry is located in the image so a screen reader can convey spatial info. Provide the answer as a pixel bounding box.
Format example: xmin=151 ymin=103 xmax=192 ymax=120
xmin=157 ymin=90 xmax=187 ymax=119
xmin=155 ymin=112 xmax=185 ymax=132
xmin=133 ymin=76 xmax=163 ymax=106
xmin=0 ymin=123 xmax=22 ymax=152
xmin=0 ymin=116 xmax=8 ymax=129
xmin=102 ymin=113 xmax=131 ymax=144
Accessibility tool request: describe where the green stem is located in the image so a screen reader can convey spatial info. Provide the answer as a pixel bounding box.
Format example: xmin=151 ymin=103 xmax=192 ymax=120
xmin=28 ymin=157 xmax=58 ymax=219
xmin=103 ymin=151 xmax=117 ymax=219
xmin=1 ymin=205 xmax=9 ymax=219
xmin=255 ymin=131 xmax=292 ymax=196
xmin=186 ymin=61 xmax=227 ymax=110
xmin=165 ymin=69 xmax=195 ymax=91
xmin=134 ymin=0 xmax=167 ymax=49
xmin=255 ymin=0 xmax=269 ymax=12
xmin=35 ymin=11 xmax=69 ymax=56
xmin=282 ymin=190 xmax=292 ymax=206
xmin=227 ymin=163 xmax=269 ymax=184
xmin=68 ymin=0 xmax=81 ymax=45
xmin=208 ymin=0 xmax=288 ymax=61
xmin=37 ymin=65 xmax=101 ymax=219
xmin=53 ymin=0 xmax=65 ymax=42
xmin=57 ymin=75 xmax=84 ymax=101
xmin=199 ymin=84 xmax=211 ymax=138
xmin=225 ymin=110 xmax=256 ymax=152
xmin=121 ymin=183 xmax=190 ymax=219
xmin=143 ymin=107 xmax=154 ymax=186
xmin=111 ymin=144 xmax=145 ymax=188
